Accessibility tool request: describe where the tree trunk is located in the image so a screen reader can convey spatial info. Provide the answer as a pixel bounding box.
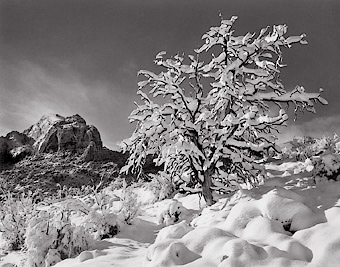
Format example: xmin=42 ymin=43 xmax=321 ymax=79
xmin=202 ymin=168 xmax=215 ymax=206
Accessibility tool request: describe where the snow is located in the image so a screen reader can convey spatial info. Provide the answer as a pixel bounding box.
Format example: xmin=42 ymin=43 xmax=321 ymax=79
xmin=2 ymin=158 xmax=340 ymax=267
xmin=24 ymin=114 xmax=64 ymax=151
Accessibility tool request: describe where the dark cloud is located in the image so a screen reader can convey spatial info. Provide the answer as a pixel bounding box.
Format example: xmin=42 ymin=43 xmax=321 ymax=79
xmin=1 ymin=0 xmax=339 ymax=148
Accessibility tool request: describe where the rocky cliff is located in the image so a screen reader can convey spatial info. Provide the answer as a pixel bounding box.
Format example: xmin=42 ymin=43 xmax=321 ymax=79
xmin=0 ymin=114 xmax=163 ymax=197
xmin=0 ymin=114 xmax=129 ymax=196
xmin=0 ymin=114 xmax=106 ymax=165
xmin=24 ymin=114 xmax=103 ymax=156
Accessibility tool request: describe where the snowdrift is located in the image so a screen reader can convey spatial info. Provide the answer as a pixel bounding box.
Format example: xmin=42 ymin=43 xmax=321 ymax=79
xmin=144 ymin=160 xmax=340 ymax=267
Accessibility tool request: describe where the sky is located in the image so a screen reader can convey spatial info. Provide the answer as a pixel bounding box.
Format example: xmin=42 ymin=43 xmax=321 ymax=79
xmin=0 ymin=0 xmax=339 ymax=149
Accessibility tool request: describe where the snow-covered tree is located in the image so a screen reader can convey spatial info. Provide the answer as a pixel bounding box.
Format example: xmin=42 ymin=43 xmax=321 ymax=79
xmin=120 ymin=16 xmax=327 ymax=205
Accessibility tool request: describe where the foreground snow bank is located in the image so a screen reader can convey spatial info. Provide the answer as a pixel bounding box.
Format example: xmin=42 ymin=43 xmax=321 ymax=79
xmin=144 ymin=162 xmax=340 ymax=267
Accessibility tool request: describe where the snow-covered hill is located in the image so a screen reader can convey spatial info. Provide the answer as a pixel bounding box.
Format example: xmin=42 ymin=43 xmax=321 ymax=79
xmin=1 ymin=158 xmax=340 ymax=267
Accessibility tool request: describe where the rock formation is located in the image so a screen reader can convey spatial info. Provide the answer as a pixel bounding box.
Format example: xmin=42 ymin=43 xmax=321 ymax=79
xmin=0 ymin=114 xmax=105 ymax=165
xmin=24 ymin=114 xmax=103 ymax=156
xmin=23 ymin=114 xmax=64 ymax=152
xmin=0 ymin=114 xmax=124 ymax=195
xmin=0 ymin=113 xmax=160 ymax=196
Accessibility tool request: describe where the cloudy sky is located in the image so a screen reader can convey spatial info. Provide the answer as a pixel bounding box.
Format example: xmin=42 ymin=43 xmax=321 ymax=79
xmin=1 ymin=0 xmax=339 ymax=149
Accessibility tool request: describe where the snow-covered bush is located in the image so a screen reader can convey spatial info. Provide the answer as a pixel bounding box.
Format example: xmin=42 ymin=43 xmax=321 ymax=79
xmin=336 ymin=141 xmax=340 ymax=153
xmin=158 ymin=199 xmax=189 ymax=226
xmin=0 ymin=192 xmax=36 ymax=251
xmin=146 ymin=172 xmax=176 ymax=202
xmin=312 ymin=153 xmax=340 ymax=182
xmin=56 ymin=184 xmax=95 ymax=200
xmin=83 ymin=210 xmax=119 ymax=240
xmin=82 ymin=183 xmax=121 ymax=240
xmin=25 ymin=208 xmax=94 ymax=267
xmin=281 ymin=136 xmax=316 ymax=160
xmin=121 ymin=16 xmax=327 ymax=205
xmin=313 ymin=134 xmax=339 ymax=154
xmin=282 ymin=134 xmax=339 ymax=161
xmin=25 ymin=183 xmax=125 ymax=267
xmin=118 ymin=181 xmax=140 ymax=225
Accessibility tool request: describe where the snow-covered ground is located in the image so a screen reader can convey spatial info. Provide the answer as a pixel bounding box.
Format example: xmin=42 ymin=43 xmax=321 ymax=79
xmin=1 ymin=158 xmax=340 ymax=267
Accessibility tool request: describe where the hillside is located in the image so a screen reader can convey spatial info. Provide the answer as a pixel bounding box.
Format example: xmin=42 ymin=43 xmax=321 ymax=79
xmin=0 ymin=114 xmax=127 ymax=197
xmin=1 ymin=155 xmax=340 ymax=267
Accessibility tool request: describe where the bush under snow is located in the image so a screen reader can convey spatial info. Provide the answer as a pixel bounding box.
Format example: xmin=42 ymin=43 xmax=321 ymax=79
xmin=312 ymin=153 xmax=340 ymax=182
xmin=0 ymin=192 xmax=36 ymax=251
xmin=25 ymin=208 xmax=94 ymax=267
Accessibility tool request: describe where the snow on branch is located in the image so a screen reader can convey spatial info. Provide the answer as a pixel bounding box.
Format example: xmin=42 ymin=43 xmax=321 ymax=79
xmin=120 ymin=16 xmax=327 ymax=205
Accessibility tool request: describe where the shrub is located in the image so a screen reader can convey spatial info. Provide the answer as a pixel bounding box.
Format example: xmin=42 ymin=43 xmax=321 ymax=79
xmin=0 ymin=191 xmax=36 ymax=251
xmin=146 ymin=172 xmax=176 ymax=202
xmin=158 ymin=199 xmax=189 ymax=226
xmin=82 ymin=182 xmax=121 ymax=240
xmin=313 ymin=134 xmax=339 ymax=154
xmin=281 ymin=134 xmax=339 ymax=161
xmin=117 ymin=180 xmax=140 ymax=225
xmin=25 ymin=208 xmax=94 ymax=267
xmin=24 ymin=183 xmax=124 ymax=266
xmin=312 ymin=153 xmax=340 ymax=182
xmin=83 ymin=210 xmax=119 ymax=240
xmin=336 ymin=142 xmax=340 ymax=153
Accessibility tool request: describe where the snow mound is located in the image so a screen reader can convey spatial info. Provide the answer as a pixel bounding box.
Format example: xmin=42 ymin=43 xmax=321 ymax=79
xmin=155 ymin=221 xmax=193 ymax=243
xmin=78 ymin=251 xmax=94 ymax=262
xmin=144 ymin=161 xmax=340 ymax=267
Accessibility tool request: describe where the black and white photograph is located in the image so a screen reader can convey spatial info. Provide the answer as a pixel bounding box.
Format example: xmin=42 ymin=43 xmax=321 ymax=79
xmin=1 ymin=0 xmax=340 ymax=266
